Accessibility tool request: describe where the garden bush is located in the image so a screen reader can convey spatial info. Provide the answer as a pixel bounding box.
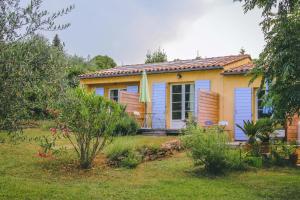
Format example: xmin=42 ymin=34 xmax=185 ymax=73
xmin=268 ymin=140 xmax=297 ymax=166
xmin=113 ymin=110 xmax=139 ymax=136
xmin=105 ymin=140 xmax=142 ymax=168
xmin=181 ymin=125 xmax=244 ymax=174
xmin=55 ymin=88 xmax=125 ymax=169
xmin=244 ymin=156 xmax=263 ymax=168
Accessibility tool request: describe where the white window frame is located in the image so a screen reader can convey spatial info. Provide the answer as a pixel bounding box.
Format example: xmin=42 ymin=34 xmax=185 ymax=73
xmin=109 ymin=88 xmax=126 ymax=102
xmin=170 ymin=83 xmax=195 ymax=122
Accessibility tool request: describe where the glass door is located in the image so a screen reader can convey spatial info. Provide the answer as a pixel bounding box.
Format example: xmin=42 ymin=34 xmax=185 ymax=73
xmin=171 ymin=84 xmax=194 ymax=129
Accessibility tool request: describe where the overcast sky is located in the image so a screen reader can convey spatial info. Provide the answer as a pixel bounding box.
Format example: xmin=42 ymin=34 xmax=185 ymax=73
xmin=39 ymin=0 xmax=265 ymax=65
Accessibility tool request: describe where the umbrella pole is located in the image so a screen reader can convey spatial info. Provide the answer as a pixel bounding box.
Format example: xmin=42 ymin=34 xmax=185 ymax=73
xmin=144 ymin=102 xmax=147 ymax=128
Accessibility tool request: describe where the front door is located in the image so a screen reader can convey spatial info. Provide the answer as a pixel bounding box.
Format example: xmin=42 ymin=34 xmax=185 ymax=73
xmin=171 ymin=84 xmax=195 ymax=129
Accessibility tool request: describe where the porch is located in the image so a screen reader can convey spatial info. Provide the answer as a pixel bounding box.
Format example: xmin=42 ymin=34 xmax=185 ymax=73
xmin=119 ymin=89 xmax=220 ymax=134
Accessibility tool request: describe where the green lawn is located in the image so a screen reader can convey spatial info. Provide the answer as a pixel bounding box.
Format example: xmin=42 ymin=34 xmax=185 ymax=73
xmin=1 ymin=128 xmax=300 ymax=200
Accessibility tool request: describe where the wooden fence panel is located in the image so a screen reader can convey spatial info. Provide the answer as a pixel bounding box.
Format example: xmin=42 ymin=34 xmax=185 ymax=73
xmin=287 ymin=115 xmax=299 ymax=142
xmin=197 ymin=90 xmax=219 ymax=126
xmin=119 ymin=91 xmax=145 ymax=125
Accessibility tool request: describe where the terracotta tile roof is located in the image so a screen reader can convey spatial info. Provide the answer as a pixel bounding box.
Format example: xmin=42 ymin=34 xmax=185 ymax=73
xmin=79 ymin=54 xmax=251 ymax=79
xmin=223 ymin=62 xmax=254 ymax=75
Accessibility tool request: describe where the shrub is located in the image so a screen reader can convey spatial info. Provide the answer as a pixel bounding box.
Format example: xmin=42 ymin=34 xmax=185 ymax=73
xmin=236 ymin=120 xmax=258 ymax=144
xmin=268 ymin=140 xmax=297 ymax=166
xmin=181 ymin=126 xmax=242 ymax=174
xmin=256 ymin=118 xmax=274 ymax=143
xmin=105 ymin=140 xmax=142 ymax=168
xmin=113 ymin=111 xmax=139 ymax=136
xmin=236 ymin=118 xmax=274 ymax=144
xmin=56 ymin=88 xmax=125 ymax=169
xmin=237 ymin=118 xmax=275 ymax=157
xmin=244 ymin=156 xmax=263 ymax=168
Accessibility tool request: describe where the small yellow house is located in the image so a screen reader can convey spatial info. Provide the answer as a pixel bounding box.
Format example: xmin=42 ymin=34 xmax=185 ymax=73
xmin=80 ymin=54 xmax=268 ymax=141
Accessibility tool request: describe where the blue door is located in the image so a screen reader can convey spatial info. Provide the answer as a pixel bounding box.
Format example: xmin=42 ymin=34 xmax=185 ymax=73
xmin=234 ymin=88 xmax=252 ymax=140
xmin=194 ymin=80 xmax=210 ymax=117
xmin=152 ymin=82 xmax=166 ymax=129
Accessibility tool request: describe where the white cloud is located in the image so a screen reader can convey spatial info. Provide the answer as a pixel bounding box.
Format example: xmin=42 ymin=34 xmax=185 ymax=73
xmin=35 ymin=0 xmax=264 ymax=64
xmin=162 ymin=3 xmax=265 ymax=60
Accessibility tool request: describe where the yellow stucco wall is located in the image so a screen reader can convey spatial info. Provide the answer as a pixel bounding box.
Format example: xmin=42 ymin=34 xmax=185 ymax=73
xmin=80 ymin=61 xmax=261 ymax=140
xmin=221 ymin=75 xmax=261 ymax=139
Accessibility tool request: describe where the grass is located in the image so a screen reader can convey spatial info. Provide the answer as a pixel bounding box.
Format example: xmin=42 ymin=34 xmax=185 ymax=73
xmin=1 ymin=127 xmax=300 ymax=200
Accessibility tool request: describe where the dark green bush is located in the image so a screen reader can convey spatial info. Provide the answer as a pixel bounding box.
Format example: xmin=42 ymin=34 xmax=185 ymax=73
xmin=244 ymin=156 xmax=263 ymax=168
xmin=268 ymin=141 xmax=297 ymax=166
xmin=105 ymin=140 xmax=142 ymax=168
xmin=236 ymin=118 xmax=274 ymax=144
xmin=56 ymin=88 xmax=125 ymax=169
xmin=113 ymin=110 xmax=139 ymax=136
xmin=181 ymin=125 xmax=244 ymax=174
xmin=120 ymin=151 xmax=142 ymax=168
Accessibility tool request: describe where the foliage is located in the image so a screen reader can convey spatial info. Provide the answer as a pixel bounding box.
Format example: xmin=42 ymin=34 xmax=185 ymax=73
xmin=65 ymin=54 xmax=117 ymax=88
xmin=239 ymin=47 xmax=246 ymax=55
xmin=145 ymin=47 xmax=167 ymax=64
xmin=2 ymin=129 xmax=300 ymax=200
xmin=52 ymin=34 xmax=64 ymax=51
xmin=268 ymin=140 xmax=297 ymax=166
xmin=236 ymin=118 xmax=274 ymax=144
xmin=37 ymin=128 xmax=64 ymax=158
xmin=255 ymin=118 xmax=274 ymax=142
xmin=244 ymin=156 xmax=263 ymax=168
xmin=237 ymin=0 xmax=300 ymax=122
xmin=181 ymin=125 xmax=243 ymax=174
xmin=0 ymin=0 xmax=73 ymax=133
xmin=0 ymin=0 xmax=73 ymax=42
xmin=56 ymin=88 xmax=125 ymax=169
xmin=113 ymin=110 xmax=140 ymax=136
xmin=65 ymin=55 xmax=90 ymax=88
xmin=236 ymin=120 xmax=258 ymax=144
xmin=0 ymin=35 xmax=68 ymax=132
xmin=90 ymin=55 xmax=117 ymax=69
xmin=105 ymin=142 xmax=142 ymax=168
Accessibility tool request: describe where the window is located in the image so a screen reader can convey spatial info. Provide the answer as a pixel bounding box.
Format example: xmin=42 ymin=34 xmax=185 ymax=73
xmin=256 ymin=89 xmax=272 ymax=119
xmin=171 ymin=84 xmax=195 ymax=120
xmin=109 ymin=88 xmax=126 ymax=102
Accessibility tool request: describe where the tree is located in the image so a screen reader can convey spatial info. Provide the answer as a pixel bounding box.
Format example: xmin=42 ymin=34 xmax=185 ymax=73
xmin=65 ymin=55 xmax=90 ymax=88
xmin=56 ymin=88 xmax=124 ymax=169
xmin=90 ymin=55 xmax=117 ymax=69
xmin=239 ymin=47 xmax=246 ymax=55
xmin=0 ymin=35 xmax=68 ymax=131
xmin=145 ymin=48 xmax=167 ymax=64
xmin=0 ymin=0 xmax=73 ymax=42
xmin=0 ymin=0 xmax=73 ymax=133
xmin=52 ymin=34 xmax=64 ymax=51
xmin=237 ymin=0 xmax=300 ymax=122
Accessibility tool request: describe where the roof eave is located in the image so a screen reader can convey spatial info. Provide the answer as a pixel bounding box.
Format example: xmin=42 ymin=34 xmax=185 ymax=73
xmin=222 ymin=71 xmax=249 ymax=75
xmin=79 ymin=66 xmax=224 ymax=79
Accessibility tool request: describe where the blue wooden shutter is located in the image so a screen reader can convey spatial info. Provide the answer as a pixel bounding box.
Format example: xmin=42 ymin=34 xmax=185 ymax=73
xmin=234 ymin=88 xmax=252 ymax=140
xmin=152 ymin=82 xmax=166 ymax=129
xmin=194 ymin=80 xmax=211 ymax=117
xmin=95 ymin=88 xmax=104 ymax=96
xmin=127 ymin=85 xmax=138 ymax=93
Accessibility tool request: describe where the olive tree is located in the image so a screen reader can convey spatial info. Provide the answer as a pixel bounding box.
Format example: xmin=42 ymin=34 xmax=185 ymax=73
xmin=0 ymin=0 xmax=73 ymax=133
xmin=57 ymin=88 xmax=124 ymax=169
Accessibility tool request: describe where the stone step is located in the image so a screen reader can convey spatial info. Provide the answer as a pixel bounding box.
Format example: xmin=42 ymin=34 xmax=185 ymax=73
xmin=138 ymin=128 xmax=179 ymax=136
xmin=142 ymin=131 xmax=166 ymax=136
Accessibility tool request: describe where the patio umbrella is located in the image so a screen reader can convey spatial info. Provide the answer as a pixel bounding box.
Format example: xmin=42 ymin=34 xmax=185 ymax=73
xmin=139 ymin=70 xmax=150 ymax=128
